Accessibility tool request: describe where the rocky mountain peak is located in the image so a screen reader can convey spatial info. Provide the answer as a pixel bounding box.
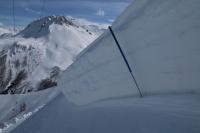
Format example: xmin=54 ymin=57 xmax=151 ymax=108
xmin=17 ymin=16 xmax=77 ymax=38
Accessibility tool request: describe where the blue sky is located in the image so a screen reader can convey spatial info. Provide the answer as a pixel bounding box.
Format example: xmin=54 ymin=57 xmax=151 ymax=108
xmin=0 ymin=0 xmax=132 ymax=27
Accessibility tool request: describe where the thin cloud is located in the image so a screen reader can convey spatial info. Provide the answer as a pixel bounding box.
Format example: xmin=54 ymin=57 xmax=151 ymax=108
xmin=96 ymin=9 xmax=105 ymax=17
xmin=25 ymin=7 xmax=41 ymax=15
xmin=0 ymin=22 xmax=3 ymax=26
xmin=108 ymin=19 xmax=114 ymax=23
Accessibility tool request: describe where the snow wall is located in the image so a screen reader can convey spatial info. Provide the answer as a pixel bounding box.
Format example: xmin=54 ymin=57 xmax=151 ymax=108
xmin=58 ymin=0 xmax=200 ymax=105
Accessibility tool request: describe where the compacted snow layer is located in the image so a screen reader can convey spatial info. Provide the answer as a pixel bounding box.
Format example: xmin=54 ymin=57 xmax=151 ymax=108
xmin=11 ymin=93 xmax=200 ymax=133
xmin=57 ymin=0 xmax=200 ymax=105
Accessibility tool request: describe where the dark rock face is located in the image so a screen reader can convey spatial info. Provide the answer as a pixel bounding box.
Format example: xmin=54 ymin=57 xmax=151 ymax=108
xmin=0 ymin=16 xmax=68 ymax=94
xmin=2 ymin=70 xmax=27 ymax=94
xmin=37 ymin=78 xmax=57 ymax=91
xmin=0 ymin=42 xmax=61 ymax=94
xmin=0 ymin=53 xmax=11 ymax=92
xmin=0 ymin=42 xmax=39 ymax=94
xmin=37 ymin=66 xmax=60 ymax=91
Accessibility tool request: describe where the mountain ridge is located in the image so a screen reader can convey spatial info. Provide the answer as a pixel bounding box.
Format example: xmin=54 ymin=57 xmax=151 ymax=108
xmin=0 ymin=16 xmax=104 ymax=94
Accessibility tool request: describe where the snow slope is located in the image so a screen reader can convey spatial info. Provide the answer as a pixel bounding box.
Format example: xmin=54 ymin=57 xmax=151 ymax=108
xmin=0 ymin=89 xmax=59 ymax=133
xmin=11 ymin=93 xmax=200 ymax=133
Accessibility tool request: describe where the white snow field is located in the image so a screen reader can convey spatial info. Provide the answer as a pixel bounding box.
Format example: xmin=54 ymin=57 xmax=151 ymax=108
xmin=11 ymin=93 xmax=200 ymax=133
xmin=10 ymin=0 xmax=200 ymax=132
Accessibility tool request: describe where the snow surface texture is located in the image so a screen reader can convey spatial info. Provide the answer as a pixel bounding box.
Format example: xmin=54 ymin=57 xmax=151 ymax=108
xmin=2 ymin=103 xmax=44 ymax=133
xmin=0 ymin=16 xmax=103 ymax=94
xmin=57 ymin=0 xmax=200 ymax=105
xmin=0 ymin=89 xmax=59 ymax=133
xmin=11 ymin=93 xmax=200 ymax=133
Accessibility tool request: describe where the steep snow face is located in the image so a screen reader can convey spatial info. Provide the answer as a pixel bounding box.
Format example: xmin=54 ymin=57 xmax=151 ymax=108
xmin=57 ymin=0 xmax=200 ymax=105
xmin=0 ymin=16 xmax=103 ymax=94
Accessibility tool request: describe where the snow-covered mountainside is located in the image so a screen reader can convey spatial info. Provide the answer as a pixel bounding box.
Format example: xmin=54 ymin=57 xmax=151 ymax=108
xmin=0 ymin=16 xmax=104 ymax=94
xmin=0 ymin=27 xmax=19 ymax=38
xmin=0 ymin=28 xmax=11 ymax=36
